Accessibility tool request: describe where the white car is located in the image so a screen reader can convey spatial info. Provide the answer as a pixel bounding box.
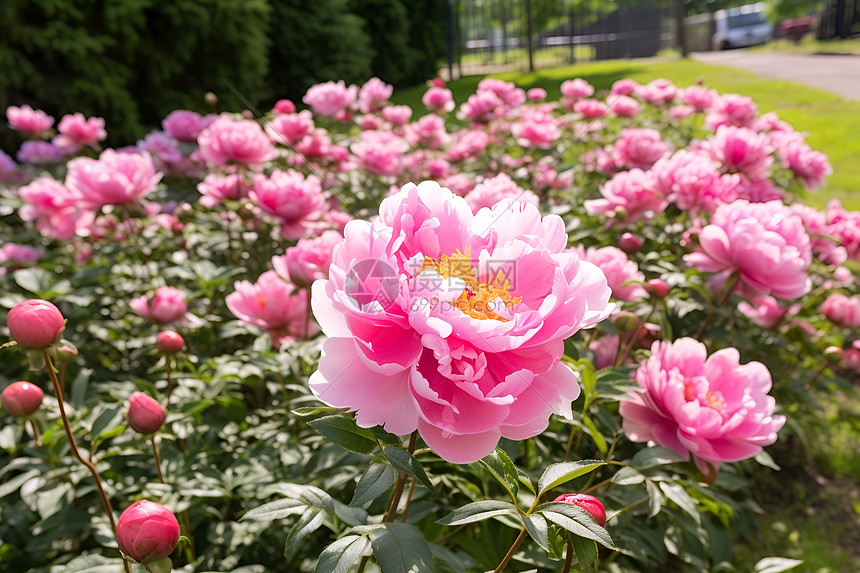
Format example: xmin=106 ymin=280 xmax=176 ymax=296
xmin=712 ymin=3 xmax=772 ymax=50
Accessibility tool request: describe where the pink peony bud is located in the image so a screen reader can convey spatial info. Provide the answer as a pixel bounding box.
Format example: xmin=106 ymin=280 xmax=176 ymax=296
xmin=156 ymin=331 xmax=185 ymax=354
xmin=1 ymin=381 xmax=44 ymax=417
xmin=646 ymin=278 xmax=670 ymax=299
xmin=618 ymin=232 xmax=643 ymax=254
xmin=824 ymin=346 xmax=844 ymax=365
xmin=554 ymin=493 xmax=607 ymax=527
xmin=7 ymin=299 xmax=65 ymax=349
xmin=127 ymin=392 xmax=166 ymax=435
xmin=614 ymin=312 xmax=640 ymax=334
xmin=55 ymin=340 xmax=79 ymax=364
xmin=116 ymin=500 xmax=181 ymax=564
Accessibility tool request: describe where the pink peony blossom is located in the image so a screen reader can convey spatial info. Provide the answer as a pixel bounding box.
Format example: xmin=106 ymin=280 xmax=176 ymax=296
xmin=351 ymin=131 xmax=409 ymax=177
xmin=303 ymin=80 xmax=357 ymax=118
xmin=358 ymin=77 xmax=393 ymax=114
xmin=684 ymin=200 xmax=811 ymax=299
xmin=273 ymin=99 xmax=296 ymax=114
xmin=381 ymin=105 xmax=413 ymax=126
xmin=464 ymin=173 xmax=539 ymax=213
xmin=197 ymin=173 xmax=250 ymax=208
xmin=6 ymin=105 xmax=54 ymax=135
xmin=458 ymin=91 xmax=504 ymax=123
xmin=0 ymin=150 xmax=27 ymax=185
xmin=652 ymin=150 xmax=738 ymax=213
xmin=162 ymin=110 xmax=214 ymax=142
xmin=705 ymin=93 xmax=758 ymax=130
xmin=612 ymin=128 xmax=670 ymax=170
xmin=65 ymin=149 xmax=162 ymax=210
xmin=737 ymin=295 xmax=787 ymax=330
xmin=568 ymin=245 xmax=647 ymax=301
xmin=226 ymin=270 xmax=310 ymax=348
xmin=585 ymin=168 xmax=667 ymax=223
xmin=573 ymin=98 xmax=608 ymax=119
xmin=527 ymin=88 xmax=547 ymax=100
xmin=611 ymin=79 xmax=639 ymax=96
xmin=137 ymin=132 xmax=184 ymax=173
xmin=560 ymin=78 xmax=594 ymax=100
xmin=446 ymin=130 xmax=490 ymax=162
xmin=824 ymin=200 xmax=860 ymax=262
xmin=821 ymin=293 xmax=860 ymax=328
xmin=17 ymin=141 xmax=62 ymax=165
xmin=266 ymin=110 xmax=315 ymax=144
xmin=18 ymin=177 xmax=87 ymax=240
xmin=511 ymin=108 xmax=560 ymax=148
xmin=778 ymin=138 xmax=832 ymax=191
xmin=708 ymin=126 xmax=773 ymax=180
xmin=423 ymin=86 xmax=455 ymax=114
xmin=251 ymin=169 xmax=326 ymax=239
xmin=406 ymin=114 xmax=450 ymax=149
xmin=197 ymin=116 xmax=275 ymax=167
xmin=611 ymin=95 xmax=639 ymax=118
xmin=0 ymin=243 xmax=43 ymax=270
xmin=273 ymin=230 xmax=342 ymax=288
xmin=680 ymin=85 xmax=717 ymax=112
xmin=53 ymin=113 xmax=106 ymax=153
xmin=116 ymin=500 xmax=180 ymax=564
xmin=637 ymin=78 xmax=677 ymax=106
xmin=156 ymin=330 xmax=185 ymax=354
xmin=130 ymin=287 xmax=189 ymax=325
xmin=620 ymin=337 xmax=785 ymax=474
xmin=309 ymin=180 xmax=613 ymax=463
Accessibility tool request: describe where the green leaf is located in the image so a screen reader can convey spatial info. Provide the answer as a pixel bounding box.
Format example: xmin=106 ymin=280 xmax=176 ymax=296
xmin=382 ymin=446 xmax=434 ymax=491
xmin=630 ymin=446 xmax=686 ymax=470
xmin=332 ymin=500 xmax=368 ymax=527
xmin=241 ymin=498 xmax=306 ymax=522
xmin=658 ymin=481 xmax=700 ymax=525
xmin=536 ymin=502 xmax=617 ymax=550
xmin=430 ymin=543 xmax=468 ymax=572
xmin=754 ymin=557 xmax=804 ymax=573
xmin=570 ymin=535 xmax=599 ymax=568
xmin=91 ymin=404 xmax=124 ymax=442
xmin=611 ymin=466 xmax=645 ymax=486
xmin=436 ymin=500 xmax=519 ymax=526
xmin=647 ymin=480 xmax=663 ymax=517
xmin=581 ymin=414 xmax=608 ymax=455
xmin=537 ymin=459 xmax=605 ymax=496
xmin=0 ymin=469 xmax=40 ymax=500
xmin=369 ymin=522 xmax=433 ymax=573
xmin=314 ymin=535 xmax=371 ymax=573
xmin=350 ymin=462 xmax=396 ymax=507
xmin=522 ymin=513 xmax=550 ymax=552
xmin=308 ymin=415 xmax=378 ymax=455
xmin=476 ymin=449 xmax=519 ymax=501
xmin=517 ymin=467 xmax=536 ymax=494
xmin=284 ymin=508 xmax=326 ymax=559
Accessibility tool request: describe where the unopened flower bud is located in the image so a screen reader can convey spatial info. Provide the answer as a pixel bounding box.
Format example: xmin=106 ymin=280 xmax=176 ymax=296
xmin=618 ymin=232 xmax=643 ymax=254
xmin=116 ymin=500 xmax=181 ymax=564
xmin=554 ymin=493 xmax=607 ymax=527
xmin=7 ymin=299 xmax=65 ymax=349
xmin=204 ymin=92 xmax=218 ymax=107
xmin=55 ymin=340 xmax=79 ymax=364
xmin=614 ymin=312 xmax=640 ymax=334
xmin=646 ymin=278 xmax=670 ymax=299
xmin=127 ymin=392 xmax=166 ymax=435
xmin=273 ymin=99 xmax=296 ymax=114
xmin=156 ymin=331 xmax=185 ymax=354
xmin=824 ymin=346 xmax=844 ymax=365
xmin=1 ymin=381 xmax=44 ymax=417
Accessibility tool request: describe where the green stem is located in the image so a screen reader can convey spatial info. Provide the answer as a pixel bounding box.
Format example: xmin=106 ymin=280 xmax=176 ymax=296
xmin=151 ymin=436 xmax=165 ymax=484
xmin=382 ymin=432 xmax=418 ymax=522
xmin=165 ymin=359 xmax=174 ymax=409
xmin=494 ymin=527 xmax=528 ymax=573
xmin=43 ymin=351 xmax=132 ymax=573
xmin=28 ymin=418 xmax=41 ymax=447
xmin=694 ymin=272 xmax=740 ymax=339
xmin=561 ymin=539 xmax=574 ymax=573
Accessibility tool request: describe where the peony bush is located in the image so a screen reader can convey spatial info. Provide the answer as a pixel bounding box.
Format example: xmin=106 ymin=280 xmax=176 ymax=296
xmin=0 ymin=73 xmax=855 ymax=572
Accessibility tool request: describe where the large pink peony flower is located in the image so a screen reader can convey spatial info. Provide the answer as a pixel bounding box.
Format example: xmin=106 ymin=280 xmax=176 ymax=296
xmin=464 ymin=173 xmax=538 ymax=214
xmin=250 ymin=169 xmax=326 ymax=239
xmin=584 ymin=168 xmax=667 ymax=223
xmin=684 ymin=200 xmax=811 ymax=299
xmin=130 ymin=287 xmax=189 ymax=325
xmin=18 ymin=177 xmax=88 ymax=240
xmin=162 ymin=110 xmax=214 ymax=142
xmin=620 ymin=338 xmax=785 ymax=474
xmin=273 ymin=230 xmax=342 ymax=288
xmin=6 ymin=105 xmax=54 ymax=135
xmin=820 ymin=293 xmax=860 ymax=328
xmin=303 ymin=80 xmax=357 ymax=118
xmin=309 ymin=181 xmax=613 ymax=463
xmin=612 ymin=128 xmax=670 ymax=170
xmin=197 ymin=116 xmax=275 ymax=166
xmin=65 ymin=149 xmax=162 ymax=209
xmin=53 ymin=113 xmax=106 ymax=153
xmin=708 ymin=125 xmax=773 ymax=180
xmin=358 ymin=77 xmax=393 ymax=114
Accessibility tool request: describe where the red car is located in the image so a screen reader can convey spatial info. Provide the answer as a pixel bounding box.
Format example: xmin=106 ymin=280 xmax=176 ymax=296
xmin=779 ymin=17 xmax=812 ymax=41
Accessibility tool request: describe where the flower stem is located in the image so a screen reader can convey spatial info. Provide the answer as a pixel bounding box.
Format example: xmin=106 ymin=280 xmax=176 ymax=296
xmin=28 ymin=418 xmax=41 ymax=447
xmin=151 ymin=436 xmax=165 ymax=484
xmin=615 ymin=300 xmax=658 ymax=368
xmin=304 ymin=287 xmax=312 ymax=340
xmin=382 ymin=431 xmax=418 ymax=523
xmin=43 ymin=351 xmax=132 ymax=573
xmin=694 ymin=272 xmax=740 ymax=339
xmin=494 ymin=527 xmax=528 ymax=573
xmin=561 ymin=539 xmax=574 ymax=573
xmin=164 ymin=358 xmax=174 ymax=409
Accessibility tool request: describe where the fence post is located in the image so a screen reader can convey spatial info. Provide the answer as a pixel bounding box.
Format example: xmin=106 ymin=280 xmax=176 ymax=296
xmin=526 ymin=0 xmax=535 ymax=71
xmin=674 ymin=0 xmax=688 ymax=57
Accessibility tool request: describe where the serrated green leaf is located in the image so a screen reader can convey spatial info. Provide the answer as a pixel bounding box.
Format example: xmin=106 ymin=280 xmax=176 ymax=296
xmin=658 ymin=481 xmax=700 ymax=525
xmin=314 ymin=535 xmax=370 ymax=573
xmin=308 ymin=415 xmax=378 ymax=455
xmin=754 ymin=557 xmax=804 ymax=573
xmin=284 ymin=507 xmax=326 ymax=559
xmin=570 ymin=535 xmax=599 ymax=568
xmin=383 ymin=446 xmax=434 ymax=491
xmin=436 ymin=500 xmax=519 ymax=526
xmin=537 ymin=502 xmax=617 ymax=550
xmin=537 ymin=460 xmax=605 ymax=496
xmin=241 ymin=498 xmax=305 ymax=522
xmin=631 ymin=446 xmax=686 ymax=470
xmin=369 ymin=522 xmax=433 ymax=573
xmin=350 ymin=462 xmax=396 ymax=507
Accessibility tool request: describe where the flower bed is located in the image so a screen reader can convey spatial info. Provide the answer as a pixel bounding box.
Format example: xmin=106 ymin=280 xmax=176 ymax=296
xmin=0 ymin=74 xmax=856 ymax=572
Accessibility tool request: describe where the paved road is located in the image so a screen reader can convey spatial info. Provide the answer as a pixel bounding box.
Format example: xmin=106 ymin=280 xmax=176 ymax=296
xmin=692 ymin=50 xmax=860 ymax=101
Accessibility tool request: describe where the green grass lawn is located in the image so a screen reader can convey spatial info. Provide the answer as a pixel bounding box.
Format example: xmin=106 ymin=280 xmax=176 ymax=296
xmin=392 ymin=56 xmax=860 ymax=209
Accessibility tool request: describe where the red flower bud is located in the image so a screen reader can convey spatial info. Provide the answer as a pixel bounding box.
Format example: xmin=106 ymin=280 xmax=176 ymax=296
xmin=1 ymin=381 xmax=44 ymax=417
xmin=116 ymin=500 xmax=181 ymax=564
xmin=156 ymin=331 xmax=185 ymax=354
xmin=618 ymin=232 xmax=643 ymax=254
xmin=646 ymin=278 xmax=670 ymax=299
xmin=127 ymin=392 xmax=165 ymax=435
xmin=554 ymin=493 xmax=607 ymax=527
xmin=7 ymin=299 xmax=65 ymax=349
